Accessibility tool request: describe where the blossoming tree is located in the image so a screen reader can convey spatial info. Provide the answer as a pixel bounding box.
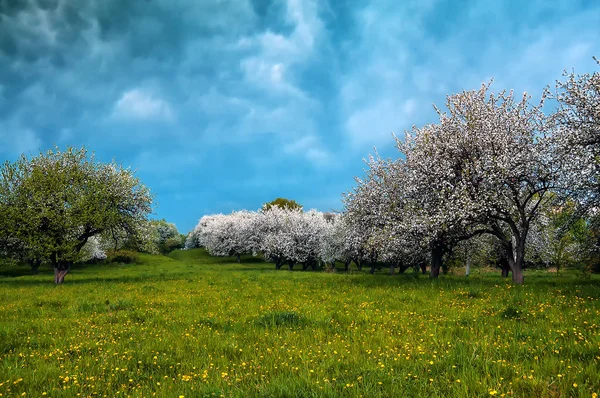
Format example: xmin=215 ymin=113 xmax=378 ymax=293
xmin=0 ymin=146 xmax=153 ymax=284
xmin=401 ymin=84 xmax=562 ymax=283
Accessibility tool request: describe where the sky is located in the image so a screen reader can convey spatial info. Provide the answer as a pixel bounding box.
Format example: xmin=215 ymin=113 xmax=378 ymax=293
xmin=0 ymin=0 xmax=599 ymax=233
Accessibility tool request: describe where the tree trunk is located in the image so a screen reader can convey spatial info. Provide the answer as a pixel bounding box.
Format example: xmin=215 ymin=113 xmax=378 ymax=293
xmin=499 ymin=249 xmax=509 ymax=276
xmin=288 ymin=260 xmax=294 ymax=271
xmin=512 ymin=265 xmax=524 ymax=284
xmin=275 ymin=258 xmax=283 ymax=270
xmin=237 ymin=254 xmax=241 ymax=263
xmin=369 ymin=263 xmax=375 ymax=274
xmin=355 ymin=259 xmax=363 ymax=271
xmin=399 ymin=264 xmax=409 ymax=274
xmin=420 ymin=263 xmax=427 ymax=274
xmin=389 ymin=263 xmax=395 ymax=275
xmin=505 ymin=242 xmax=525 ymax=284
xmin=344 ymin=260 xmax=350 ymax=272
xmin=53 ymin=266 xmax=70 ymax=285
xmin=465 ymin=254 xmax=470 ymax=277
xmin=29 ymin=259 xmax=41 ymax=275
xmin=512 ymin=243 xmax=525 ymax=285
xmin=431 ymin=245 xmax=444 ymax=278
xmin=311 ymin=261 xmax=317 ymax=271
xmin=302 ymin=262 xmax=309 ymax=271
xmin=51 ymin=254 xmax=71 ymax=284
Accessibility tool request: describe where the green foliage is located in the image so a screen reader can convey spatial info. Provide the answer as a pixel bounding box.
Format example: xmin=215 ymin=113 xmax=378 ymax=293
xmin=500 ymin=306 xmax=527 ymax=320
xmin=0 ymin=146 xmax=152 ymax=282
xmin=143 ymin=219 xmax=183 ymax=254
xmin=163 ymin=236 xmax=185 ymax=252
xmin=255 ymin=311 xmax=307 ymax=328
xmin=263 ymin=197 xmax=303 ymax=211
xmin=546 ymin=201 xmax=598 ymax=273
xmin=106 ymin=250 xmax=138 ymax=264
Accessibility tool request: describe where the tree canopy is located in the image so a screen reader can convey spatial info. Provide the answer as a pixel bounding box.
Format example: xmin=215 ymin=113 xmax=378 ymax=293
xmin=0 ymin=146 xmax=153 ymax=284
xmin=263 ymin=197 xmax=303 ymax=211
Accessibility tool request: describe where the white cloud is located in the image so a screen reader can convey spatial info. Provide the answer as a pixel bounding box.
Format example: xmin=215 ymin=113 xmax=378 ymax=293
xmin=339 ymin=1 xmax=600 ymax=152
xmin=239 ymin=0 xmax=321 ymax=97
xmin=283 ymin=135 xmax=332 ymax=166
xmin=112 ymin=89 xmax=173 ymax=121
xmin=345 ymin=98 xmax=420 ymax=148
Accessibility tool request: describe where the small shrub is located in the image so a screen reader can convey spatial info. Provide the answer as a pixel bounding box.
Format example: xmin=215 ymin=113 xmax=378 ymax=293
xmin=501 ymin=306 xmax=527 ymax=320
xmin=107 ymin=250 xmax=137 ymax=264
xmin=256 ymin=311 xmax=307 ymax=328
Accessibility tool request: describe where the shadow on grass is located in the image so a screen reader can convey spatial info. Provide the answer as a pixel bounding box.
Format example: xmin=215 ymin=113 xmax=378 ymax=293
xmin=0 ymin=266 xmax=44 ymax=278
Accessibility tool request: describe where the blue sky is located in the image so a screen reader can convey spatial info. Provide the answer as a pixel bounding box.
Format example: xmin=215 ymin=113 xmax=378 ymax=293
xmin=1 ymin=0 xmax=599 ymax=233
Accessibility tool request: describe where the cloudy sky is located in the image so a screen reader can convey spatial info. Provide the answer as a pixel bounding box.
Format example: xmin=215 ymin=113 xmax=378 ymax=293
xmin=0 ymin=0 xmax=598 ymax=232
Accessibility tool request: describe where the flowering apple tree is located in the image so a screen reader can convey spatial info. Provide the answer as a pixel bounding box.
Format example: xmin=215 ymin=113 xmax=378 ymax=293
xmin=400 ymin=83 xmax=562 ymax=283
xmin=0 ymin=146 xmax=152 ymax=284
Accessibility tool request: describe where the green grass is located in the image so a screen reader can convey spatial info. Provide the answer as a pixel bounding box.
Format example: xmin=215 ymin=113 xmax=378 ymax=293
xmin=0 ymin=249 xmax=599 ymax=397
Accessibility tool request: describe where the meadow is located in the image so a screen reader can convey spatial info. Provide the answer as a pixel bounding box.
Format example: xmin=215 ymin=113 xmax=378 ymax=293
xmin=0 ymin=249 xmax=599 ymax=397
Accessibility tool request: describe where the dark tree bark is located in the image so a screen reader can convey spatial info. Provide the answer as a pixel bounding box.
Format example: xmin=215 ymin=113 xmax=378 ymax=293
xmin=28 ymin=259 xmax=41 ymax=275
xmin=389 ymin=263 xmax=395 ymax=275
xmin=236 ymin=254 xmax=241 ymax=263
xmin=499 ymin=253 xmax=510 ymax=277
xmin=420 ymin=263 xmax=427 ymax=274
xmin=344 ymin=260 xmax=351 ymax=272
xmin=275 ymin=258 xmax=283 ymax=270
xmin=505 ymin=240 xmax=525 ymax=284
xmin=399 ymin=264 xmax=410 ymax=274
xmin=54 ymin=267 xmax=70 ymax=285
xmin=369 ymin=263 xmax=376 ymax=274
xmin=355 ymin=259 xmax=363 ymax=271
xmin=431 ymin=244 xmax=444 ymax=278
xmin=288 ymin=260 xmax=294 ymax=271
xmin=52 ymin=258 xmax=71 ymax=285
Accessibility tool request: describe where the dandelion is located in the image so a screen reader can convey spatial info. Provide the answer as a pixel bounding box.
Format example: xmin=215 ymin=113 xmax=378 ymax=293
xmin=489 ymin=391 xmax=498 ymax=396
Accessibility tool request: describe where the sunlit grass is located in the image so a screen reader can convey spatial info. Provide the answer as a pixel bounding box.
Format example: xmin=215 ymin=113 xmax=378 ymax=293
xmin=1 ymin=249 xmax=599 ymax=397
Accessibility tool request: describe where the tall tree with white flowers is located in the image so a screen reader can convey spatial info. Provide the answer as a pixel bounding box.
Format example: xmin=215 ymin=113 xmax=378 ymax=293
xmin=552 ymin=57 xmax=600 ymax=210
xmin=402 ymin=83 xmax=562 ymax=283
xmin=344 ymin=155 xmax=425 ymax=274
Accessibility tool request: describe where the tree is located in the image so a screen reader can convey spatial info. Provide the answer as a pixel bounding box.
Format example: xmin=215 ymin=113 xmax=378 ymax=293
xmin=263 ymin=197 xmax=303 ymax=211
xmin=149 ymin=219 xmax=181 ymax=254
xmin=527 ymin=201 xmax=595 ymax=273
xmin=344 ymin=155 xmax=426 ymax=274
xmin=190 ymin=211 xmax=259 ymax=262
xmin=401 ymin=83 xmax=561 ymax=284
xmin=258 ymin=207 xmax=327 ymax=270
xmin=0 ymin=146 xmax=152 ymax=284
xmin=400 ymin=124 xmax=485 ymax=278
xmin=80 ymin=236 xmax=108 ymax=263
xmin=551 ymin=57 xmax=600 ymax=210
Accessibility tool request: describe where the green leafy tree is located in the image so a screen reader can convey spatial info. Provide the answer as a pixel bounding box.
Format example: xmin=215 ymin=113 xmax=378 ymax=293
xmin=149 ymin=219 xmax=182 ymax=254
xmin=263 ymin=197 xmax=303 ymax=211
xmin=548 ymin=204 xmax=596 ymax=274
xmin=0 ymin=146 xmax=153 ymax=284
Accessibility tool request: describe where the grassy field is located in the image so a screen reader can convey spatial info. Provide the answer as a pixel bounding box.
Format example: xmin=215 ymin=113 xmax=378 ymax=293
xmin=0 ymin=249 xmax=599 ymax=397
